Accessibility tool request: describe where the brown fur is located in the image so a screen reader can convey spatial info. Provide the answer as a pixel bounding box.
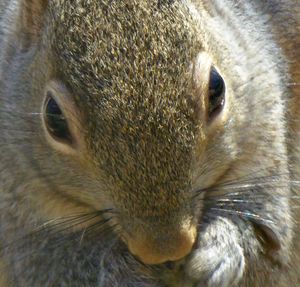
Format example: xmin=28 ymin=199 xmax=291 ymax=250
xmin=0 ymin=0 xmax=299 ymax=286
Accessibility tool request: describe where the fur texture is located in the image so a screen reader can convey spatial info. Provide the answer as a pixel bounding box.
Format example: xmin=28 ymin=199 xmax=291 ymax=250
xmin=0 ymin=0 xmax=299 ymax=286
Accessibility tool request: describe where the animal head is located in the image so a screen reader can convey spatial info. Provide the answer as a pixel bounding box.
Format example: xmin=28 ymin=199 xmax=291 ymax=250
xmin=5 ymin=0 xmax=287 ymax=264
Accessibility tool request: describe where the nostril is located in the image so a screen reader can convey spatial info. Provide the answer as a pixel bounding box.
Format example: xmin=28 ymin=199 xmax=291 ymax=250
xmin=127 ymin=225 xmax=197 ymax=265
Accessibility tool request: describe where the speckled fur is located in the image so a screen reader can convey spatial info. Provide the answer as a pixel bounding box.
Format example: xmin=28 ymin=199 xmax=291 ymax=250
xmin=0 ymin=0 xmax=299 ymax=286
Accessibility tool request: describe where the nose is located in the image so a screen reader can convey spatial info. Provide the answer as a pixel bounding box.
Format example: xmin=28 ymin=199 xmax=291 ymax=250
xmin=127 ymin=225 xmax=197 ymax=265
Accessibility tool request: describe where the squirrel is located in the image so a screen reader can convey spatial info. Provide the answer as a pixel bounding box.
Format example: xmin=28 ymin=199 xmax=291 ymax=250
xmin=0 ymin=0 xmax=299 ymax=286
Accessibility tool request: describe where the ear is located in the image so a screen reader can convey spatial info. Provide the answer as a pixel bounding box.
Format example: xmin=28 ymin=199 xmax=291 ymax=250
xmin=18 ymin=0 xmax=48 ymax=48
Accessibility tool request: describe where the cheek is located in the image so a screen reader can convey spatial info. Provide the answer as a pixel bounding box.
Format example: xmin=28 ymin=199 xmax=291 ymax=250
xmin=191 ymin=128 xmax=236 ymax=192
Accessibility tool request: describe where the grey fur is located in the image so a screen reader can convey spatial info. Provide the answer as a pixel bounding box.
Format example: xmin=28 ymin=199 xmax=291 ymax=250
xmin=0 ymin=0 xmax=299 ymax=286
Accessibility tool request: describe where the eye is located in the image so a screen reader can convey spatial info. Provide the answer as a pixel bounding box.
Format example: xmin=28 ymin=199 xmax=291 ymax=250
xmin=43 ymin=92 xmax=73 ymax=144
xmin=208 ymin=67 xmax=225 ymax=119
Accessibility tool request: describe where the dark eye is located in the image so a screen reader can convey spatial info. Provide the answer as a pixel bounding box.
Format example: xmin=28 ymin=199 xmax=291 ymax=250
xmin=208 ymin=67 xmax=225 ymax=118
xmin=44 ymin=92 xmax=72 ymax=144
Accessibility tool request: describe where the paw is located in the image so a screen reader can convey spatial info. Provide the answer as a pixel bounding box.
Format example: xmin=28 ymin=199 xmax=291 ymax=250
xmin=184 ymin=217 xmax=245 ymax=287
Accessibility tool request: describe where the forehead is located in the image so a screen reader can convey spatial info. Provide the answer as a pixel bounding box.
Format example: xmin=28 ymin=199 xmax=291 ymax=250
xmin=49 ymin=0 xmax=202 ymax=95
xmin=47 ymin=1 xmax=205 ymax=200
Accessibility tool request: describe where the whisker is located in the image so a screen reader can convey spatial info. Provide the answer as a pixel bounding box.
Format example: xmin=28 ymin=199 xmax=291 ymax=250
xmin=80 ymin=220 xmax=117 ymax=245
xmin=191 ymin=169 xmax=299 ymax=204
xmin=1 ymin=212 xmax=116 ymax=276
xmin=27 ymin=112 xmax=42 ymax=116
xmin=79 ymin=227 xmax=87 ymax=246
xmin=35 ymin=212 xmax=99 ymax=229
xmin=1 ymin=210 xmax=112 ymax=252
xmin=192 ymin=168 xmax=292 ymax=196
xmin=207 ymin=207 xmax=274 ymax=224
xmin=234 ymin=62 xmax=280 ymax=93
xmin=216 ymin=173 xmax=291 ymax=188
xmin=33 ymin=214 xmax=101 ymax=236
xmin=36 ymin=209 xmax=112 ymax=231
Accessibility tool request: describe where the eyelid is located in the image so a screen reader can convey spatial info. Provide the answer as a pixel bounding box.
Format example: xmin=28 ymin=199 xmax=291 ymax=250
xmin=41 ymin=80 xmax=86 ymax=156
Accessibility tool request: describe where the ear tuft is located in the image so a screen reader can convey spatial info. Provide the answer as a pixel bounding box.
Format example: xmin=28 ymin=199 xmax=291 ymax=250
xmin=19 ymin=0 xmax=48 ymax=47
